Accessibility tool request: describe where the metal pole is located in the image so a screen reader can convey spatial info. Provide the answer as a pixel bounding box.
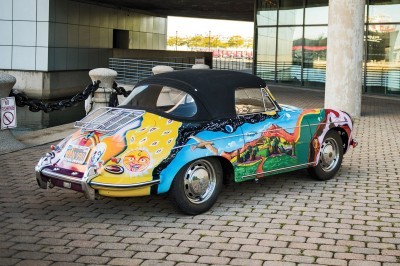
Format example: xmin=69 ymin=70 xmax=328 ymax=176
xmin=209 ymin=30 xmax=211 ymax=52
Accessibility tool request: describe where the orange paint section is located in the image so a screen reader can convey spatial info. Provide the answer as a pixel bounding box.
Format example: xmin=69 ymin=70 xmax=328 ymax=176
xmin=293 ymin=109 xmax=321 ymax=142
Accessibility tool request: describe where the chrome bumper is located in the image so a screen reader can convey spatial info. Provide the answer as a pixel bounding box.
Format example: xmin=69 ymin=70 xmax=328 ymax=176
xmin=36 ymin=166 xmax=160 ymax=200
xmin=36 ymin=166 xmax=96 ymax=200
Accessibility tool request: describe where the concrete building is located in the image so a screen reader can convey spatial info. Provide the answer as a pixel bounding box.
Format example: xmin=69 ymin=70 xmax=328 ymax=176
xmin=0 ymin=0 xmax=167 ymax=98
xmin=0 ymin=0 xmax=399 ymax=117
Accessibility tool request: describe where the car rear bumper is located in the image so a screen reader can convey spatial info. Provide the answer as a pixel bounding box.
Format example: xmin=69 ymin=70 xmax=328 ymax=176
xmin=36 ymin=166 xmax=160 ymax=199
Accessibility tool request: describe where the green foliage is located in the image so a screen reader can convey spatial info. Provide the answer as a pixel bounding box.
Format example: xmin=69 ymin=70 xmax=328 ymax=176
xmin=166 ymin=34 xmax=251 ymax=49
xmin=227 ymin=35 xmax=245 ymax=48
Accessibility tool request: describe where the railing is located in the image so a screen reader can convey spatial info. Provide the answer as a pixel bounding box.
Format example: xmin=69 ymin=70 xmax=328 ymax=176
xmin=256 ymin=60 xmax=400 ymax=94
xmin=109 ymin=58 xmax=193 ymax=84
xmin=109 ymin=57 xmax=255 ymax=85
xmin=213 ymin=58 xmax=253 ymax=71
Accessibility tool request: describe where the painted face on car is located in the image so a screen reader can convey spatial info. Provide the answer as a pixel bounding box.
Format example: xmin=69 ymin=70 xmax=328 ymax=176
xmin=123 ymin=150 xmax=150 ymax=172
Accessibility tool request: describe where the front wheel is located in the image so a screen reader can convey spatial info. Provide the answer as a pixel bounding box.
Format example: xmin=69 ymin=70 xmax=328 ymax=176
xmin=169 ymin=158 xmax=222 ymax=215
xmin=308 ymin=130 xmax=343 ymax=181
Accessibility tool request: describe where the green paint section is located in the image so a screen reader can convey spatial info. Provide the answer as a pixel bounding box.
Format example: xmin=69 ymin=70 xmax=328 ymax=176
xmin=261 ymin=155 xmax=298 ymax=172
xmin=233 ymin=109 xmax=325 ymax=182
xmin=306 ymin=109 xmax=325 ymax=136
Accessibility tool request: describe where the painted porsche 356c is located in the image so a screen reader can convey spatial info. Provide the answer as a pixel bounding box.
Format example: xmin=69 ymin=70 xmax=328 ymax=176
xmin=36 ymin=70 xmax=357 ymax=214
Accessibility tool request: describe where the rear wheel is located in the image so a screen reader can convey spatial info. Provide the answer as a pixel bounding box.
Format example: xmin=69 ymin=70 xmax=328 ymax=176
xmin=169 ymin=158 xmax=222 ymax=215
xmin=308 ymin=130 xmax=343 ymax=181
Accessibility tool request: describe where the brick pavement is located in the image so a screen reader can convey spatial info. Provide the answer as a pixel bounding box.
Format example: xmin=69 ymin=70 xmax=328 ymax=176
xmin=0 ymin=86 xmax=399 ymax=266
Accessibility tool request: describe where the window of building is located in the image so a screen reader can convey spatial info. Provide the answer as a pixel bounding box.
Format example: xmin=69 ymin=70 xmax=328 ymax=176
xmin=369 ymin=0 xmax=400 ymax=23
xmin=365 ymin=24 xmax=400 ymax=95
xmin=277 ymin=27 xmax=303 ymax=85
xmin=279 ymin=0 xmax=304 ymax=25
xmin=305 ymin=0 xmax=328 ymax=25
xmin=256 ymin=27 xmax=277 ymax=81
xmin=257 ymin=0 xmax=278 ymax=26
xmin=303 ymin=26 xmax=327 ymax=88
xmin=255 ymin=0 xmax=400 ymax=96
xmin=113 ymin=29 xmax=129 ymax=49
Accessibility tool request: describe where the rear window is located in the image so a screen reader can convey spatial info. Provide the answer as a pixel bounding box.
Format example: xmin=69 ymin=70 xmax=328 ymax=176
xmin=120 ymin=84 xmax=198 ymax=118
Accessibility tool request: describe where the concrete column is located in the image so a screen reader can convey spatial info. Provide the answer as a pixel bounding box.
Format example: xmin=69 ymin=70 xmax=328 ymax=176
xmin=0 ymin=73 xmax=25 ymax=154
xmin=87 ymin=68 xmax=118 ymax=113
xmin=325 ymin=0 xmax=365 ymax=117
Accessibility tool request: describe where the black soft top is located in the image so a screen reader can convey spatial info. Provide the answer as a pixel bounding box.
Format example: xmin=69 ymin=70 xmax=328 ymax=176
xmin=134 ymin=69 xmax=266 ymax=121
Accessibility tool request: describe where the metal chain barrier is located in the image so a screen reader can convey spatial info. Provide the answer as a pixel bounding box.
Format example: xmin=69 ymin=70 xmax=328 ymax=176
xmin=112 ymin=81 xmax=132 ymax=97
xmin=108 ymin=81 xmax=133 ymax=107
xmin=9 ymin=80 xmax=101 ymax=113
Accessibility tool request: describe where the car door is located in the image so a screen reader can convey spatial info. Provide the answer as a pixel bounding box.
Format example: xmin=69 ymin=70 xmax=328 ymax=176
xmin=235 ymin=87 xmax=311 ymax=181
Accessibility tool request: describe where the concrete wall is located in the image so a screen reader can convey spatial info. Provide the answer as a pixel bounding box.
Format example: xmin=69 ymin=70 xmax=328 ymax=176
xmin=0 ymin=0 xmax=168 ymax=72
xmin=2 ymin=70 xmax=92 ymax=99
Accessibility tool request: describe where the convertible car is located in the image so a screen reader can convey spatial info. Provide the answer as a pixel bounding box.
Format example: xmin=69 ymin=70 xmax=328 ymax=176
xmin=36 ymin=70 xmax=357 ymax=214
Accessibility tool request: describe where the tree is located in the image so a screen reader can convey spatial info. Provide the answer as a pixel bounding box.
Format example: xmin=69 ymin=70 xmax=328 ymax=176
xmin=186 ymin=35 xmax=205 ymax=49
xmin=167 ymin=36 xmax=187 ymax=47
xmin=227 ymin=35 xmax=245 ymax=48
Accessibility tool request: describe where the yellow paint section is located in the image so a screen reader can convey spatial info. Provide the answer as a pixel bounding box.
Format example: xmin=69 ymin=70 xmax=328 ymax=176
xmin=92 ymin=113 xmax=182 ymax=189
xmin=97 ymin=187 xmax=151 ymax=197
xmin=294 ymin=109 xmax=321 ymax=143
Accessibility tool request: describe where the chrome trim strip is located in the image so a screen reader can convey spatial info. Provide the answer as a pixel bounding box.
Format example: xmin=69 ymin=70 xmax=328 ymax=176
xmin=41 ymin=168 xmax=82 ymax=183
xmin=242 ymin=162 xmax=315 ymax=179
xmin=90 ymin=179 xmax=160 ymax=189
xmin=172 ymin=133 xmax=244 ymax=150
xmin=308 ymin=121 xmax=348 ymax=127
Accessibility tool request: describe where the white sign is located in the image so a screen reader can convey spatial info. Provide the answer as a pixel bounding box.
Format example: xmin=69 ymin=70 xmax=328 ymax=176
xmin=1 ymin=97 xmax=17 ymax=130
xmin=195 ymin=58 xmax=205 ymax=64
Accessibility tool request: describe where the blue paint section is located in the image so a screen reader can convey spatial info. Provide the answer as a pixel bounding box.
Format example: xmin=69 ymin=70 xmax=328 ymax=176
xmin=157 ymin=127 xmax=244 ymax=194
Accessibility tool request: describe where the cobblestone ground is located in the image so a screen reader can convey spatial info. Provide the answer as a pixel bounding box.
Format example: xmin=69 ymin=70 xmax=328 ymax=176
xmin=0 ymin=87 xmax=399 ymax=266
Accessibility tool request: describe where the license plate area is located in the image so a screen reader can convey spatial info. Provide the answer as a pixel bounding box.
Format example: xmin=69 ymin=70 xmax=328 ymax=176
xmin=64 ymin=145 xmax=90 ymax=164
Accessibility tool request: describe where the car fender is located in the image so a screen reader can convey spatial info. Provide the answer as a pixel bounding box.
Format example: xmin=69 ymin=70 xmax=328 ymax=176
xmin=308 ymin=109 xmax=354 ymax=166
xmin=156 ymin=129 xmax=244 ymax=194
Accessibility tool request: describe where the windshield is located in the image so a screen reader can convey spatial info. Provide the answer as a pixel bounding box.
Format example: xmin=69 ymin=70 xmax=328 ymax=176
xmin=120 ymin=84 xmax=198 ymax=118
xmin=235 ymin=87 xmax=278 ymax=115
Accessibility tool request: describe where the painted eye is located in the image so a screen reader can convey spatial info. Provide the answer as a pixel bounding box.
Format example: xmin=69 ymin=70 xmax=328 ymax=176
xmin=162 ymin=130 xmax=171 ymax=135
xmin=167 ymin=119 xmax=172 ymax=124
xmin=167 ymin=139 xmax=173 ymax=144
xmin=151 ymin=141 xmax=159 ymax=146
xmin=149 ymin=127 xmax=158 ymax=132
xmin=140 ymin=138 xmax=147 ymax=143
xmin=156 ymin=149 xmax=162 ymax=154
xmin=139 ymin=157 xmax=147 ymax=163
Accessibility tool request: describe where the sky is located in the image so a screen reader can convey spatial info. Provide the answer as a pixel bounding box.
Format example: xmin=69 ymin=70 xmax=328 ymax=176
xmin=167 ymin=16 xmax=254 ymax=38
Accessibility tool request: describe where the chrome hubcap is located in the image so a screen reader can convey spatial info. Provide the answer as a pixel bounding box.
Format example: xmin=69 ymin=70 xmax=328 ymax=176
xmin=184 ymin=160 xmax=216 ymax=204
xmin=319 ymin=138 xmax=339 ymax=172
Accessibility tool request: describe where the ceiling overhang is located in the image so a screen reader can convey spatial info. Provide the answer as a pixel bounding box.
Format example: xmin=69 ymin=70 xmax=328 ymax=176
xmin=82 ymin=0 xmax=255 ymax=21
